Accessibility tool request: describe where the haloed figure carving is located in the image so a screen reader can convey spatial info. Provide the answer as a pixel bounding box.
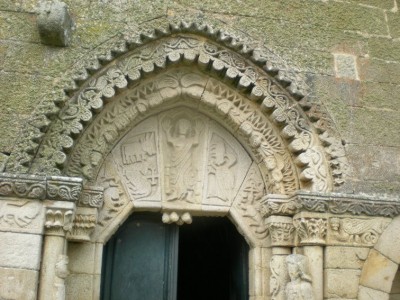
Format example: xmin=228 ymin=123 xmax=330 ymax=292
xmin=162 ymin=116 xmax=203 ymax=202
xmin=285 ymin=254 xmax=314 ymax=300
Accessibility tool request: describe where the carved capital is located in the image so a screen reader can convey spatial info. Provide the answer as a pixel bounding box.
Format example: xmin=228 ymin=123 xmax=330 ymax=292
xmin=293 ymin=212 xmax=327 ymax=245
xmin=44 ymin=201 xmax=76 ymax=236
xmin=266 ymin=216 xmax=294 ymax=247
xmin=67 ymin=207 xmax=97 ymax=242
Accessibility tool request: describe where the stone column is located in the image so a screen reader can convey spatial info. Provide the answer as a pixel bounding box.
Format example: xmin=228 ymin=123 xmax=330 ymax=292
xmin=293 ymin=212 xmax=327 ymax=300
xmin=266 ymin=216 xmax=295 ymax=300
xmin=38 ymin=201 xmax=76 ymax=300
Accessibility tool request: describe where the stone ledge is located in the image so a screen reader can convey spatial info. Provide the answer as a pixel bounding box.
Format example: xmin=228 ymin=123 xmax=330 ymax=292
xmin=262 ymin=191 xmax=400 ymax=217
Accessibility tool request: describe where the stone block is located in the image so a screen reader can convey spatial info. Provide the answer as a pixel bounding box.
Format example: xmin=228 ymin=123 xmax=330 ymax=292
xmin=324 ymin=269 xmax=361 ymax=299
xmin=360 ymin=249 xmax=398 ymax=293
xmin=325 ymin=246 xmax=369 ymax=269
xmin=391 ymin=269 xmax=400 ymax=294
xmin=346 ymin=145 xmax=400 ymax=182
xmin=388 ymin=11 xmax=400 ymax=39
xmin=347 ymin=0 xmax=395 ymax=9
xmin=0 ymin=11 xmax=40 ymax=43
xmin=349 ymin=108 xmax=400 ymax=146
xmin=66 ymin=273 xmax=94 ymax=300
xmin=0 ymin=71 xmax=54 ymax=115
xmin=334 ymin=53 xmax=359 ymax=80
xmin=360 ymin=81 xmax=400 ymax=111
xmin=0 ymin=267 xmax=38 ymax=300
xmin=0 ymin=231 xmax=42 ymax=270
xmin=375 ymin=216 xmax=400 ymax=264
xmin=176 ymin=0 xmax=388 ymax=35
xmin=359 ymin=285 xmax=389 ymax=300
xmin=0 ymin=113 xmax=27 ymax=154
xmin=68 ymin=242 xmax=96 ymax=274
xmin=368 ymin=38 xmax=400 ymax=62
xmin=359 ymin=58 xmax=400 ymax=84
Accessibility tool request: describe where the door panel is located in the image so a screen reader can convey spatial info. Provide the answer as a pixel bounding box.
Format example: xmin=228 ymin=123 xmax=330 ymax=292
xmin=101 ymin=214 xmax=178 ymax=300
xmin=101 ymin=214 xmax=248 ymax=300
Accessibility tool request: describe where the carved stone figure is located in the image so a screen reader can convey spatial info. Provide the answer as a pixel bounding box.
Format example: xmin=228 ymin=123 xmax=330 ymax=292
xmin=207 ymin=134 xmax=237 ymax=202
xmin=329 ymin=217 xmax=389 ymax=245
xmin=162 ymin=115 xmax=204 ymax=202
xmin=285 ymin=254 xmax=314 ymax=300
xmin=54 ymin=254 xmax=69 ymax=300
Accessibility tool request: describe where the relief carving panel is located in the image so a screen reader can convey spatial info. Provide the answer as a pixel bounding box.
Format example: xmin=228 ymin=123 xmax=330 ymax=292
xmin=160 ymin=110 xmax=205 ymax=204
xmin=112 ymin=116 xmax=160 ymax=202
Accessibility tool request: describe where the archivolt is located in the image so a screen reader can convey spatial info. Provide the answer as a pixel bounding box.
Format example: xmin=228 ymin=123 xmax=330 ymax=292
xmin=5 ymin=22 xmax=345 ymax=192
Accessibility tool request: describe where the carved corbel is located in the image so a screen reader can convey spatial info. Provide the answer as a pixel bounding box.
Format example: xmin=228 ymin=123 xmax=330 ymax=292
xmin=293 ymin=212 xmax=328 ymax=246
xmin=162 ymin=211 xmax=192 ymax=225
xmin=67 ymin=186 xmax=104 ymax=242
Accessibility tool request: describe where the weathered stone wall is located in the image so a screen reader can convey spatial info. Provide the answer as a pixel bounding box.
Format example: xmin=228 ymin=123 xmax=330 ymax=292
xmin=0 ymin=0 xmax=399 ymax=196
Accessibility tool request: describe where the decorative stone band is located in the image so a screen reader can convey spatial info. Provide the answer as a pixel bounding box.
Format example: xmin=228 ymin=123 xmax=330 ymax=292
xmin=262 ymin=192 xmax=400 ymax=218
xmin=0 ymin=173 xmax=82 ymax=201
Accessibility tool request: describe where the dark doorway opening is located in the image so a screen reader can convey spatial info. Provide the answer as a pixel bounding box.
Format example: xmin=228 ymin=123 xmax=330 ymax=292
xmin=178 ymin=217 xmax=249 ymax=300
xmin=101 ymin=214 xmax=249 ymax=300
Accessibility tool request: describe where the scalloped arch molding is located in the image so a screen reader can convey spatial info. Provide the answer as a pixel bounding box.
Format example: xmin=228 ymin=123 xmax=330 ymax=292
xmin=5 ymin=21 xmax=348 ymax=193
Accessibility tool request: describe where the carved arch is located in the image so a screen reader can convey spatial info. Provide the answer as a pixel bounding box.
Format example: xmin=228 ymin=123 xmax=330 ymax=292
xmin=5 ymin=21 xmax=346 ymax=190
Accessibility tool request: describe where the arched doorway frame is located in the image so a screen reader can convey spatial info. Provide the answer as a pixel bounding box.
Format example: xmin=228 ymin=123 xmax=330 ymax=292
xmin=9 ymin=21 xmax=345 ymax=300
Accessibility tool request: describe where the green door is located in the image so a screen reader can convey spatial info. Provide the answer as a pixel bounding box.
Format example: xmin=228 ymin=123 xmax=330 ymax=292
xmin=101 ymin=213 xmax=178 ymax=300
xmin=101 ymin=214 xmax=248 ymax=300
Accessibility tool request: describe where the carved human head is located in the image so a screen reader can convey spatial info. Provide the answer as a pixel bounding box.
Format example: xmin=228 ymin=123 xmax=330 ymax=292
xmin=286 ymin=254 xmax=312 ymax=282
xmin=330 ymin=218 xmax=340 ymax=231
xmin=175 ymin=118 xmax=191 ymax=136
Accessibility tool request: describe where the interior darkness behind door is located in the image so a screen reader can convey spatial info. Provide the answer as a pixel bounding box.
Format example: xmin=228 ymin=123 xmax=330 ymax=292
xmin=177 ymin=217 xmax=249 ymax=300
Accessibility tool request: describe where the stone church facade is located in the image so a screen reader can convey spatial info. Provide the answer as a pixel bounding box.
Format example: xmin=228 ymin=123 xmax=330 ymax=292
xmin=0 ymin=0 xmax=400 ymax=299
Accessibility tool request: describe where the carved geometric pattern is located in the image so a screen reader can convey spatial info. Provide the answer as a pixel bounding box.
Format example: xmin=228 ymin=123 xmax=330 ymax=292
xmin=4 ymin=22 xmax=346 ymax=192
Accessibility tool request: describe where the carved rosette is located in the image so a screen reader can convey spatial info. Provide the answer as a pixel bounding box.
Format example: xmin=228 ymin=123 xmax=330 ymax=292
xmin=266 ymin=216 xmax=294 ymax=247
xmin=293 ymin=213 xmax=328 ymax=245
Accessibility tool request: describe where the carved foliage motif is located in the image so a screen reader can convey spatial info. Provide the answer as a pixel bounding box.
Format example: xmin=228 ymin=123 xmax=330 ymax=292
xmin=20 ymin=31 xmax=335 ymax=193
xmin=45 ymin=208 xmax=74 ymax=236
xmin=293 ymin=215 xmax=328 ymax=245
xmin=266 ymin=218 xmax=295 ymax=246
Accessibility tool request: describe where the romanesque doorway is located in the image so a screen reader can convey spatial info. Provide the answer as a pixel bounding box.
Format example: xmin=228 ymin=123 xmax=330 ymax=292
xmin=100 ymin=213 xmax=249 ymax=300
